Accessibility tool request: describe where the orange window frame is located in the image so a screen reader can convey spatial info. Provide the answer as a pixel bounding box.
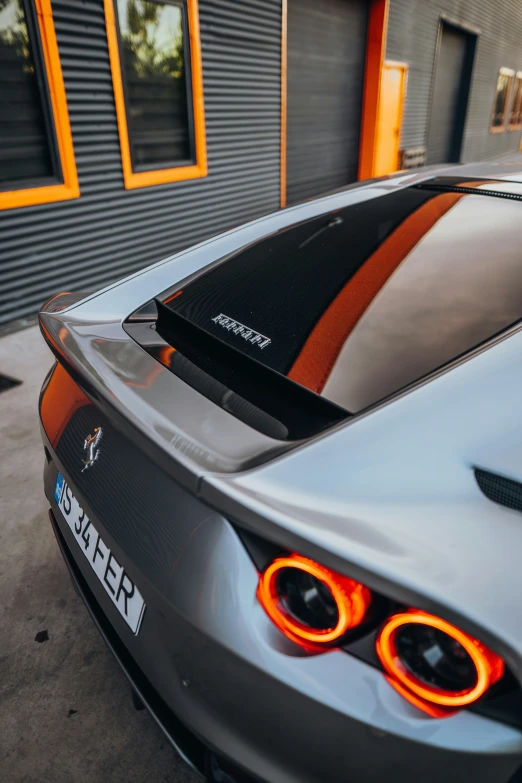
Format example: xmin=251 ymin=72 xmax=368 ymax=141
xmin=490 ymin=67 xmax=514 ymax=133
xmin=0 ymin=0 xmax=79 ymax=211
xmin=508 ymin=72 xmax=522 ymax=131
xmin=104 ymin=0 xmax=207 ymax=190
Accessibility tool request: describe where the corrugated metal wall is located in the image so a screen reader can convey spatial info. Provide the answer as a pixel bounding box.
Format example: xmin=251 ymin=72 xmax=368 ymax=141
xmin=387 ymin=0 xmax=522 ymax=163
xmin=0 ymin=0 xmax=281 ymax=325
xmin=5 ymin=0 xmax=522 ymax=326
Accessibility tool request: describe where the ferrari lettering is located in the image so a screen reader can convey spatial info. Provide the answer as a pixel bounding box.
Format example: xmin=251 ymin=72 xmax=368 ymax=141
xmin=211 ymin=313 xmax=271 ymax=349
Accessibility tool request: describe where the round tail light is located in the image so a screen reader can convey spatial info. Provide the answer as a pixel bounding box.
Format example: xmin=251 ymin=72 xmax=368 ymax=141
xmin=257 ymin=554 xmax=371 ymax=646
xmin=376 ymin=610 xmax=504 ymax=709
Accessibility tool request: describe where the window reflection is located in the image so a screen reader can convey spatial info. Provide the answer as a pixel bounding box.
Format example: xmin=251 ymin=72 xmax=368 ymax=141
xmin=508 ymin=72 xmax=522 ymax=129
xmin=490 ymin=68 xmax=514 ymax=130
xmin=0 ymin=0 xmax=56 ymax=184
xmin=320 ymin=195 xmax=522 ymax=411
xmin=166 ymin=180 xmax=522 ymax=417
xmin=116 ymin=0 xmax=192 ymax=169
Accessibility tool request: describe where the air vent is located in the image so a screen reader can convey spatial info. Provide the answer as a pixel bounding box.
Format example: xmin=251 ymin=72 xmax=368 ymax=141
xmin=475 ymin=469 xmax=522 ymax=514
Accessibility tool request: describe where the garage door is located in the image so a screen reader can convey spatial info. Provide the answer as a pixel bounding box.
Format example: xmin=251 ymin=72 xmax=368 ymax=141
xmin=427 ymin=23 xmax=475 ymax=165
xmin=286 ymin=0 xmax=368 ymax=205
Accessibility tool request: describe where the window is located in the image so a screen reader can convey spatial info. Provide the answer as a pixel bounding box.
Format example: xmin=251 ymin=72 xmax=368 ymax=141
xmin=105 ymin=0 xmax=207 ymax=189
xmin=490 ymin=67 xmax=514 ymax=132
xmin=0 ymin=0 xmax=78 ymax=210
xmin=508 ymin=72 xmax=522 ymax=130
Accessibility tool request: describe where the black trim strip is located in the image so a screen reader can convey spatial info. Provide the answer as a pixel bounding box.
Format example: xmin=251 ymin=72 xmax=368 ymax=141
xmin=154 ymin=299 xmax=348 ymax=440
xmin=414 ymin=183 xmax=522 ymax=202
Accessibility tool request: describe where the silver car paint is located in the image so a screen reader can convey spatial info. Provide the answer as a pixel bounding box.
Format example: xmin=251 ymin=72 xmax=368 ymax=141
xmin=39 ymin=183 xmax=396 ymax=485
xmin=40 ymin=163 xmax=522 ymax=779
xmin=48 ymin=468 xmax=522 ymax=783
xmin=203 ymin=320 xmax=522 ymax=673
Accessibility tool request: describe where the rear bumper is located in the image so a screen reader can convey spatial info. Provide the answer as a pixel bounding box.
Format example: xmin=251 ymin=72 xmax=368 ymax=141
xmin=43 ymin=450 xmax=522 ymax=783
xmin=48 ymin=508 xmax=208 ymax=776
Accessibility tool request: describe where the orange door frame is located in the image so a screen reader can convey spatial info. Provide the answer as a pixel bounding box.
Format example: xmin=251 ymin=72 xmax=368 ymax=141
xmin=280 ymin=0 xmax=389 ymax=208
xmin=373 ymin=59 xmax=408 ymax=176
xmin=358 ymin=0 xmax=390 ymax=180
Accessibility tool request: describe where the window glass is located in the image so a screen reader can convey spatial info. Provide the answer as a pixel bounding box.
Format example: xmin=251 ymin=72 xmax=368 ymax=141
xmin=0 ymin=0 xmax=57 ymax=186
xmin=167 ymin=182 xmax=522 ymax=415
xmin=491 ymin=68 xmax=513 ymax=130
xmin=509 ymin=73 xmax=522 ymax=128
xmin=116 ymin=0 xmax=193 ymax=170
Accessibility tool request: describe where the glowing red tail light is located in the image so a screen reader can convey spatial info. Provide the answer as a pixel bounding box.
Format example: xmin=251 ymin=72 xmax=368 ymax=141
xmin=376 ymin=610 xmax=504 ymax=712
xmin=257 ymin=553 xmax=371 ymax=646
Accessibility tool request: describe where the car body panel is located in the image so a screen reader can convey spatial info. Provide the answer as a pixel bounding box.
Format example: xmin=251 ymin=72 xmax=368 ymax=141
xmin=42 ymin=440 xmax=522 ymax=783
xmin=39 ymin=162 xmax=522 ymax=782
xmin=202 ymin=320 xmax=522 ymax=677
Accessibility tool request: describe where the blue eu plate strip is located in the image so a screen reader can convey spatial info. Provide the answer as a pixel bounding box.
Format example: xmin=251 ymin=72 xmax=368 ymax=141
xmin=54 ymin=472 xmax=65 ymax=505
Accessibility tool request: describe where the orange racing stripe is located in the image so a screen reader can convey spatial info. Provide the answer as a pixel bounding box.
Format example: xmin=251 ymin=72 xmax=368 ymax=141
xmin=287 ymin=191 xmax=464 ymax=394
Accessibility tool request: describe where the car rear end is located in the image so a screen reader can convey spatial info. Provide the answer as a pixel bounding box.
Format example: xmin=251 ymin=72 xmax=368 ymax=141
xmin=39 ymin=172 xmax=522 ymax=783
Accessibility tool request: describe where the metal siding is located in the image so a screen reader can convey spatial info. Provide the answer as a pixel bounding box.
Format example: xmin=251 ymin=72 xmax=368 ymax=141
xmin=387 ymin=0 xmax=522 ymax=163
xmin=0 ymin=0 xmax=281 ymax=324
xmin=286 ymin=0 xmax=368 ymax=205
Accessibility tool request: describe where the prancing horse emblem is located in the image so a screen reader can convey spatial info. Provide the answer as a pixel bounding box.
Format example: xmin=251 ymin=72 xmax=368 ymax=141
xmin=82 ymin=426 xmax=102 ymax=472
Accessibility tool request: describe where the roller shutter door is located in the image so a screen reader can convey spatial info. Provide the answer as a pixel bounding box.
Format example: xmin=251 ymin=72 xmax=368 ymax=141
xmin=286 ymin=0 xmax=368 ymax=205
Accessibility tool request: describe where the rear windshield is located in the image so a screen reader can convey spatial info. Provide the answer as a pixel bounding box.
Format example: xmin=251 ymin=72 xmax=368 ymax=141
xmin=164 ymin=181 xmax=522 ymax=413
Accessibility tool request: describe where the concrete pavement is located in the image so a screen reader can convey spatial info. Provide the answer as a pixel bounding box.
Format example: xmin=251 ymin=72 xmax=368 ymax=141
xmin=0 ymin=326 xmax=199 ymax=783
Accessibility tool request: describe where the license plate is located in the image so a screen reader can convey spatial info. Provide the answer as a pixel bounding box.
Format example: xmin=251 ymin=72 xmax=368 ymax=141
xmin=54 ymin=472 xmax=145 ymax=635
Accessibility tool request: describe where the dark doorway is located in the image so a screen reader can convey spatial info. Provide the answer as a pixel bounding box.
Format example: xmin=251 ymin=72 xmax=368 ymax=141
xmin=286 ymin=0 xmax=368 ymax=205
xmin=427 ymin=22 xmax=476 ymax=165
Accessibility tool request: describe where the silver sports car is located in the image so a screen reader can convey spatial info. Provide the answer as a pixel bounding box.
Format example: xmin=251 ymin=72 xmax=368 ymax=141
xmin=39 ymin=163 xmax=522 ymax=783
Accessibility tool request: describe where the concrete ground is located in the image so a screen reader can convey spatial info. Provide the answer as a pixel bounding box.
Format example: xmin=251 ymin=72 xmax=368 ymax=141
xmin=0 ymin=326 xmax=200 ymax=783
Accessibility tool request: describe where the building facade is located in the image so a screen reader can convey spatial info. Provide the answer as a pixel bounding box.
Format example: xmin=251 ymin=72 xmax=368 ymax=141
xmin=1 ymin=0 xmax=521 ymax=326
xmin=387 ymin=0 xmax=522 ymax=164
